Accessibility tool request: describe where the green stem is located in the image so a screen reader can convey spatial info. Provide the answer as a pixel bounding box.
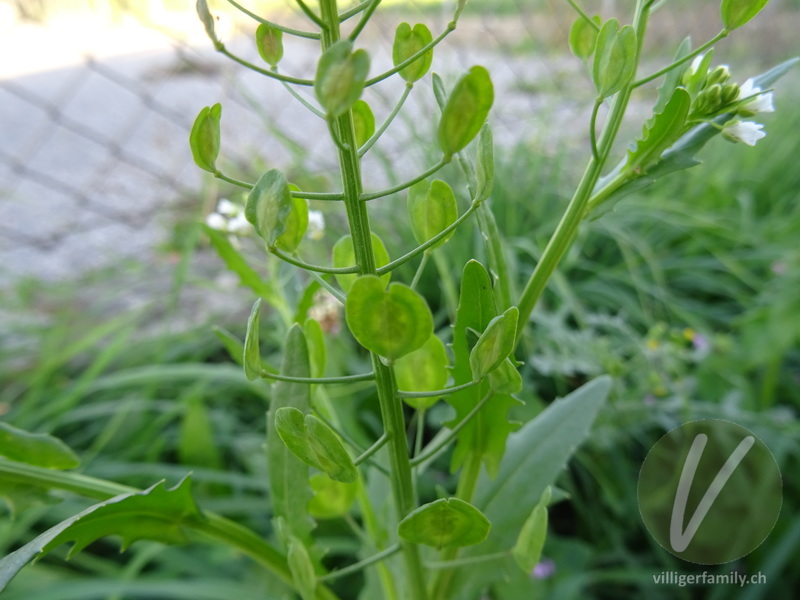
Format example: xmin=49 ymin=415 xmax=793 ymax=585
xmin=306 ymin=270 xmax=347 ymax=304
xmin=354 ymin=433 xmax=389 ymax=465
xmin=317 ymin=4 xmax=427 ymax=597
xmin=260 ymin=369 xmax=374 ymax=384
xmin=280 ymin=79 xmax=326 ymax=119
xmin=397 ymin=379 xmax=480 ymax=400
xmin=359 ymin=83 xmax=413 ymax=157
xmin=566 ymin=0 xmax=600 ymax=31
xmin=296 ymin=0 xmax=326 ymax=28
xmin=426 ymin=550 xmax=510 ymax=570
xmin=514 ymin=0 xmax=651 ymax=348
xmin=348 ymin=0 xmax=381 ymax=40
xmin=632 ymin=29 xmax=728 ymax=89
xmin=589 ymin=97 xmax=602 ymax=161
xmin=225 ymin=0 xmax=321 ymax=39
xmin=318 ymin=543 xmax=401 ymax=583
xmin=339 ymin=0 xmax=371 ymax=21
xmin=269 ymin=247 xmax=359 ymax=274
xmin=377 ymin=201 xmax=480 ymax=275
xmin=218 ymin=45 xmax=314 ymax=86
xmin=360 ymin=158 xmax=449 ymax=201
xmin=214 ymin=170 xmax=253 ymax=189
xmin=291 ymin=190 xmax=343 ymax=201
xmin=0 ymin=461 xmax=340 ymax=600
xmin=410 ymin=251 xmax=430 ymax=290
xmin=410 ymin=393 xmax=492 ymax=467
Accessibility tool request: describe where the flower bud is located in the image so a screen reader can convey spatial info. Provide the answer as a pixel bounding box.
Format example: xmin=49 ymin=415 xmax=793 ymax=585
xmin=706 ymin=65 xmax=731 ymax=86
xmin=721 ymin=83 xmax=740 ymax=105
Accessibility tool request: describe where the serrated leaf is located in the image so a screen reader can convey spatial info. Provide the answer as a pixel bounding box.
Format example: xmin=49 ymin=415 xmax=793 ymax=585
xmin=447 ymin=261 xmax=519 ymax=477
xmin=246 ymin=169 xmax=292 ymax=247
xmin=266 ymin=325 xmax=316 ymax=546
xmin=189 ymin=103 xmax=221 ymax=173
xmin=475 ymin=124 xmax=494 ymax=203
xmin=626 ymin=87 xmax=691 ymax=173
xmin=0 ymin=423 xmax=79 ymax=470
xmin=308 ymin=473 xmax=357 ymax=519
xmin=256 ymin=23 xmax=283 ymax=67
xmin=392 ymin=22 xmax=434 ymax=83
xmin=438 ymin=66 xmax=494 ymax=157
xmin=395 ymin=334 xmax=450 ymax=410
xmin=315 ymin=40 xmax=370 ymax=118
xmin=243 ymin=299 xmax=262 ymax=381
xmin=351 ymin=100 xmax=375 ymax=147
xmin=568 ymin=15 xmax=601 ymax=60
xmin=0 ymin=476 xmax=203 ymax=592
xmin=345 ymin=276 xmax=433 ymax=361
xmin=398 ymin=498 xmax=490 ymax=549
xmin=512 ymin=486 xmax=551 ymax=573
xmin=721 ymin=0 xmax=770 ymax=30
xmin=407 ymin=179 xmax=458 ymax=249
xmin=592 ymin=19 xmax=637 ymax=97
xmin=469 ymin=307 xmax=519 ymax=381
xmin=448 ymin=377 xmax=611 ymax=596
xmin=332 ymin=233 xmax=390 ymax=293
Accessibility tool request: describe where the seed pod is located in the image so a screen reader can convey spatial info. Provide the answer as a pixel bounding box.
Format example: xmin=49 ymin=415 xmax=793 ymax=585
xmin=392 ymin=22 xmax=434 ymax=83
xmin=314 ymin=40 xmax=370 ymax=118
xmin=351 ymin=100 xmax=375 ymax=147
xmin=592 ymin=18 xmax=637 ymax=98
xmin=256 ymin=23 xmax=283 ymax=68
xmin=568 ymin=15 xmax=602 ymax=60
xmin=189 ymin=103 xmax=222 ymax=173
xmin=407 ymin=179 xmax=458 ymax=249
xmin=245 ymin=169 xmax=292 ymax=247
xmin=438 ymin=66 xmax=494 ymax=157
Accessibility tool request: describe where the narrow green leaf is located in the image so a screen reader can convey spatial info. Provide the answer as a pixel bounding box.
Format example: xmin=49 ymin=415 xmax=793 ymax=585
xmin=0 ymin=423 xmax=79 ymax=470
xmin=395 ymin=334 xmax=450 ymax=410
xmin=287 ymin=537 xmax=317 ymax=600
xmin=470 ymin=307 xmax=519 ymax=381
xmin=266 ymin=326 xmax=316 ymax=546
xmin=275 ymin=195 xmax=309 ymax=252
xmin=345 ymin=276 xmax=434 ymax=361
xmin=0 ymin=484 xmax=57 ymax=517
xmin=654 ymin=37 xmax=692 ymax=114
xmin=213 ymin=326 xmax=245 ymax=366
xmin=245 ymin=169 xmax=292 ymax=247
xmin=448 ymin=377 xmax=611 ymax=596
xmin=274 ymin=407 xmax=322 ymax=470
xmin=407 ymin=179 xmax=458 ymax=249
xmin=256 ymin=23 xmax=283 ymax=67
xmin=308 ymin=473 xmax=357 ymax=519
xmin=568 ymin=15 xmax=601 ymax=60
xmin=305 ymin=415 xmax=358 ymax=483
xmin=392 ymin=22 xmax=434 ymax=83
xmin=351 ymin=100 xmax=375 ymax=147
xmin=332 ymin=232 xmax=390 ymax=293
xmin=438 ymin=66 xmax=494 ymax=157
xmin=721 ymin=0 xmax=770 ymax=30
xmin=243 ymin=299 xmax=262 ymax=381
xmin=397 ymin=497 xmax=491 ymax=549
xmin=512 ymin=486 xmax=551 ymax=573
xmin=189 ymin=103 xmax=221 ymax=173
xmin=178 ymin=395 xmax=221 ymax=469
xmin=626 ymin=87 xmax=691 ymax=173
xmin=315 ymin=40 xmax=370 ymax=118
xmin=592 ymin=19 xmax=637 ymax=97
xmin=475 ymin=124 xmax=494 ymax=203
xmin=303 ymin=318 xmax=326 ymax=379
xmin=203 ymin=225 xmax=280 ymax=301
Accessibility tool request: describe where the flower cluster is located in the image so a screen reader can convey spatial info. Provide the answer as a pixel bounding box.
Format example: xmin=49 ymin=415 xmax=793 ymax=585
xmin=205 ymin=198 xmax=251 ymax=235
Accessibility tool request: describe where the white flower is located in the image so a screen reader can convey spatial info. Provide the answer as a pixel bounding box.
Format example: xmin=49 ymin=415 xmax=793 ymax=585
xmin=737 ymin=78 xmax=774 ymax=115
xmin=217 ymin=198 xmax=240 ymax=216
xmin=722 ymin=120 xmax=766 ymax=146
xmin=205 ymin=212 xmax=228 ymax=231
xmin=307 ymin=210 xmax=325 ymax=240
xmin=227 ymin=213 xmax=252 ymax=235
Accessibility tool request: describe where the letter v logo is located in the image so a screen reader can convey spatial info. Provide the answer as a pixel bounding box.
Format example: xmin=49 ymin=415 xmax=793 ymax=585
xmin=669 ymin=433 xmax=755 ymax=552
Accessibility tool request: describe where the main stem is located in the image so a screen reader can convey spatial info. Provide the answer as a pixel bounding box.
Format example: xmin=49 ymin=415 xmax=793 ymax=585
xmin=317 ymin=2 xmax=427 ymax=599
xmin=514 ymin=1 xmax=650 ymax=348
